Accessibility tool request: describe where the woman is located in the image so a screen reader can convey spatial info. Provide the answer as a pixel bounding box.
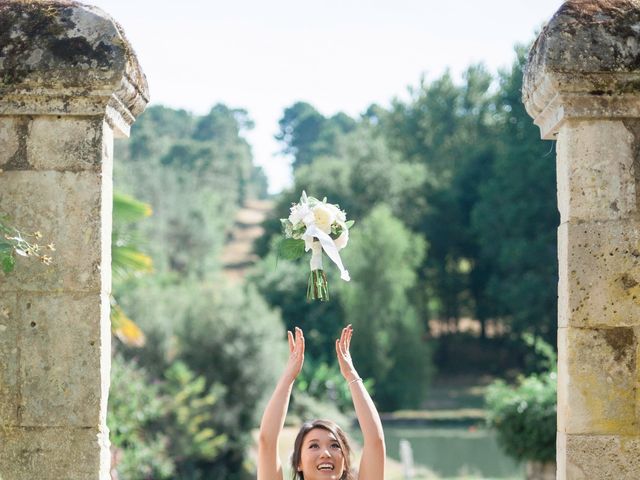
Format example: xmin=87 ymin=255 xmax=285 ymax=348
xmin=258 ymin=325 xmax=385 ymax=480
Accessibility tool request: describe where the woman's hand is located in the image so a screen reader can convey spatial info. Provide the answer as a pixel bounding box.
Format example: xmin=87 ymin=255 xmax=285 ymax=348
xmin=283 ymin=327 xmax=304 ymax=383
xmin=335 ymin=324 xmax=359 ymax=382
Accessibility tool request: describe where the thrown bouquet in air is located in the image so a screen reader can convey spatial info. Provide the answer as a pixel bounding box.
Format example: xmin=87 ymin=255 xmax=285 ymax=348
xmin=279 ymin=192 xmax=353 ymax=301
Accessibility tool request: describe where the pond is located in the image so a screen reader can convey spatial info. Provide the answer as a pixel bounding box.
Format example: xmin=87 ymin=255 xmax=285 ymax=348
xmin=383 ymin=425 xmax=524 ymax=479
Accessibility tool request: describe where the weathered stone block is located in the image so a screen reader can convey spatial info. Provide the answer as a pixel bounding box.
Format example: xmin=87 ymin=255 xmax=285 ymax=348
xmin=0 ymin=117 xmax=22 ymax=168
xmin=28 ymin=117 xmax=105 ymax=171
xmin=557 ymin=432 xmax=640 ymax=480
xmin=0 ymin=2 xmax=149 ymax=136
xmin=0 ymin=170 xmax=110 ymax=293
xmin=558 ymin=220 xmax=640 ymax=328
xmin=557 ymin=327 xmax=638 ymax=435
xmin=556 ymin=120 xmax=638 ymax=223
xmin=0 ymin=293 xmax=19 ymax=427
xmin=523 ymin=1 xmax=640 ymax=139
xmin=18 ymin=293 xmax=107 ymax=427
xmin=0 ymin=426 xmax=107 ymax=480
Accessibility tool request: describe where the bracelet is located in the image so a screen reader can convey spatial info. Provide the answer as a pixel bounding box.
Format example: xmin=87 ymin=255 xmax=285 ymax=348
xmin=348 ymin=377 xmax=362 ymax=385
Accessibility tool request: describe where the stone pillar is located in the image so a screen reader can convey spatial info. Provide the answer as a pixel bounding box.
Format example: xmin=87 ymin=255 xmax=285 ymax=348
xmin=523 ymin=1 xmax=640 ymax=478
xmin=0 ymin=2 xmax=148 ymax=479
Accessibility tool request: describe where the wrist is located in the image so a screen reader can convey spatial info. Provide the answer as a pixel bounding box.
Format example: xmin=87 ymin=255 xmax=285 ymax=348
xmin=344 ymin=370 xmax=359 ymax=383
xmin=280 ymin=371 xmax=298 ymax=387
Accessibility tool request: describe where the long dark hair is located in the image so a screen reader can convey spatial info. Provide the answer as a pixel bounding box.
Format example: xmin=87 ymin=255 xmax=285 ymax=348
xmin=291 ymin=419 xmax=355 ymax=480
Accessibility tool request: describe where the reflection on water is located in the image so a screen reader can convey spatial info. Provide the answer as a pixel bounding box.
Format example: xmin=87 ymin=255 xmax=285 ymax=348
xmin=384 ymin=425 xmax=524 ymax=479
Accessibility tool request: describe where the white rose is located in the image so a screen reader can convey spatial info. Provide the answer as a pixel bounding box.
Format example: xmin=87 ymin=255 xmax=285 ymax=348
xmin=309 ymin=204 xmax=336 ymax=233
xmin=325 ymin=203 xmax=346 ymax=222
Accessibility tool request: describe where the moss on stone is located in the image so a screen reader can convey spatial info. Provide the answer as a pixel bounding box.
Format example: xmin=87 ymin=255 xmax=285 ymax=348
xmin=0 ymin=1 xmax=122 ymax=88
xmin=602 ymin=327 xmax=635 ymax=365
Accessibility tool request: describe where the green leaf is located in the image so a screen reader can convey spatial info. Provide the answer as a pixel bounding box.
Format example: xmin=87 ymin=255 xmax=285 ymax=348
xmin=1 ymin=252 xmax=15 ymax=274
xmin=345 ymin=220 xmax=355 ymax=229
xmin=113 ymin=192 xmax=152 ymax=224
xmin=278 ymin=238 xmax=306 ymax=260
xmin=0 ymin=241 xmax=12 ymax=253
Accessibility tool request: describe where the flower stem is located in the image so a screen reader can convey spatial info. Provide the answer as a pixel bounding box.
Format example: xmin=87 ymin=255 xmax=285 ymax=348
xmin=307 ymin=269 xmax=329 ymax=301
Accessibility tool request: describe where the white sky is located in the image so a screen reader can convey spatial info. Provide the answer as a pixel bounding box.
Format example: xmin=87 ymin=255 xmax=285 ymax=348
xmin=90 ymin=0 xmax=563 ymax=193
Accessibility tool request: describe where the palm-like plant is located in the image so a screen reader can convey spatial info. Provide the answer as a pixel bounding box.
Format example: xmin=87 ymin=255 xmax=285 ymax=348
xmin=111 ymin=192 xmax=153 ymax=347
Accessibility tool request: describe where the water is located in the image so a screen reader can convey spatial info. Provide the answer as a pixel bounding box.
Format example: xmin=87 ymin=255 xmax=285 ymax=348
xmin=383 ymin=425 xmax=524 ymax=479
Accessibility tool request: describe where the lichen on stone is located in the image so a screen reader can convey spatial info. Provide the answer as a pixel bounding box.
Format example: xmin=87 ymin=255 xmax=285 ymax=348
xmin=602 ymin=327 xmax=635 ymax=365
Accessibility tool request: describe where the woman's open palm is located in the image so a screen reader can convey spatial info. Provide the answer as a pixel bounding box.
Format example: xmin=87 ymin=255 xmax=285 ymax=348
xmin=284 ymin=327 xmax=304 ymax=383
xmin=335 ymin=325 xmax=357 ymax=381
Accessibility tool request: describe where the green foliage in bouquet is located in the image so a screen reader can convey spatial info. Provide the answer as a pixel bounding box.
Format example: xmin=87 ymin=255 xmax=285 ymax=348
xmin=277 ymin=238 xmax=306 ymax=261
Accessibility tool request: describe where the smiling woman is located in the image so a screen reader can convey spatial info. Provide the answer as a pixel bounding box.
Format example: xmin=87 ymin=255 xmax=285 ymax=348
xmin=258 ymin=326 xmax=385 ymax=480
xmin=292 ymin=420 xmax=352 ymax=479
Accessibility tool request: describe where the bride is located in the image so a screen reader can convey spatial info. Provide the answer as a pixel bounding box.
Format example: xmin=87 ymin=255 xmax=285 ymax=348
xmin=257 ymin=325 xmax=385 ymax=480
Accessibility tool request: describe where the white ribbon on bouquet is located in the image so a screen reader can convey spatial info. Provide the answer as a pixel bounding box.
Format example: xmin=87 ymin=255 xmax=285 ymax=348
xmin=302 ymin=225 xmax=350 ymax=281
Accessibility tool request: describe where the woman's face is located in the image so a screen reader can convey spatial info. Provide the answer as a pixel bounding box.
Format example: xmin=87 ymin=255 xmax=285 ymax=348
xmin=297 ymin=427 xmax=346 ymax=480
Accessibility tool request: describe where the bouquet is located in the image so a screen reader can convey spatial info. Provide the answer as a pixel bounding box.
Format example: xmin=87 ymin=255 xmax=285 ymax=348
xmin=279 ymin=192 xmax=353 ymax=301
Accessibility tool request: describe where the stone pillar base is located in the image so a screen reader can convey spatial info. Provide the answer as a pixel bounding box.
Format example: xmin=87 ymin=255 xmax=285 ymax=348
xmin=557 ymin=433 xmax=640 ymax=479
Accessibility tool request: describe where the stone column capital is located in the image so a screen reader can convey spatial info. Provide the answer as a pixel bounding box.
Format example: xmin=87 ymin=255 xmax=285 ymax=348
xmin=523 ymin=0 xmax=640 ymax=139
xmin=0 ymin=0 xmax=149 ymax=137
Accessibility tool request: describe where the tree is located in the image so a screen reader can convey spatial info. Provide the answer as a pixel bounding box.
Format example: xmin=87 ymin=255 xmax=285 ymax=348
xmin=114 ymin=104 xmax=266 ymax=280
xmin=380 ymin=65 xmax=498 ymax=331
xmin=116 ymin=280 xmax=286 ymax=479
xmin=471 ymin=45 xmax=558 ymax=343
xmin=111 ymin=103 xmax=277 ymax=477
xmin=255 ymin=124 xmax=427 ymax=258
xmin=340 ymin=205 xmax=432 ymax=410
xmin=275 ymin=102 xmax=356 ymax=170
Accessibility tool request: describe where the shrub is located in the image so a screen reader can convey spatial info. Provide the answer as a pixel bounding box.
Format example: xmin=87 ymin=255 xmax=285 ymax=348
xmin=172 ymin=283 xmax=286 ymax=479
xmin=109 ymin=354 xmax=228 ymax=479
xmin=485 ymin=371 xmax=557 ymax=463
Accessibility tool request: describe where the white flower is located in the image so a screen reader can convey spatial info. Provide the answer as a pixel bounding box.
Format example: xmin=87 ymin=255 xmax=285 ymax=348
xmin=309 ymin=204 xmax=336 ymax=234
xmin=289 ymin=202 xmax=311 ymax=225
xmin=326 ymin=203 xmax=346 ymax=222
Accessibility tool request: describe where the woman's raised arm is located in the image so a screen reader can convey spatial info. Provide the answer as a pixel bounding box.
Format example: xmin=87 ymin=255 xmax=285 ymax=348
xmin=336 ymin=325 xmax=386 ymax=480
xmin=257 ymin=327 xmax=304 ymax=480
